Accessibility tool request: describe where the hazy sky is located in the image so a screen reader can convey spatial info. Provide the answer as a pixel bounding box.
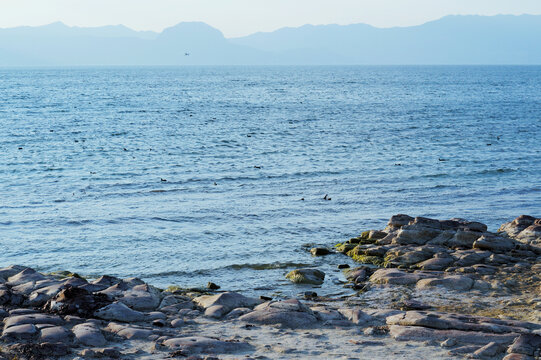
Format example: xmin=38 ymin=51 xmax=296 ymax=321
xmin=1 ymin=0 xmax=541 ymax=37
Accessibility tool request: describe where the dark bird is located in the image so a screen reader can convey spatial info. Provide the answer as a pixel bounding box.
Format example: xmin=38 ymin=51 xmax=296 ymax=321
xmin=487 ymin=143 xmax=492 ymax=146
xmin=323 ymin=194 xmax=331 ymax=201
xmin=123 ymin=148 xmax=128 ymax=151
xmin=254 ymin=166 xmax=261 ymax=169
xmin=161 ymin=178 xmax=167 ymax=182
xmin=301 ymin=198 xmax=305 ymax=201
xmin=213 ymin=182 xmax=217 ymax=186
xmin=438 ymin=158 xmax=446 ymax=162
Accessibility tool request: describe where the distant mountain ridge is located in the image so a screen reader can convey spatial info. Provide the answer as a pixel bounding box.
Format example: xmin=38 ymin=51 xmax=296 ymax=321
xmin=1 ymin=15 xmax=541 ymax=65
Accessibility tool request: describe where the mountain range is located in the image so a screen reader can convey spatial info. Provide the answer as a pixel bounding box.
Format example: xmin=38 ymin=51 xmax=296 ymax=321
xmin=1 ymin=15 xmax=540 ymax=66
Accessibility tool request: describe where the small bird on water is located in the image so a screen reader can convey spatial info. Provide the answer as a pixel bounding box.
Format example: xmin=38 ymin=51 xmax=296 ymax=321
xmin=323 ymin=194 xmax=331 ymax=201
xmin=161 ymin=178 xmax=167 ymax=182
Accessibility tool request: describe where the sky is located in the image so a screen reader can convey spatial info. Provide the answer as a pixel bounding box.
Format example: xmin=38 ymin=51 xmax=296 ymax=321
xmin=1 ymin=0 xmax=541 ymax=38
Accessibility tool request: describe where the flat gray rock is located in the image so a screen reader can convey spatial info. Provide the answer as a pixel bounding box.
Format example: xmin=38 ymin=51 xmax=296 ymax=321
xmin=369 ymin=268 xmax=425 ymax=285
xmin=72 ymin=322 xmax=107 ymax=347
xmin=161 ymin=336 xmax=251 ymax=355
xmin=194 ymin=292 xmax=261 ymax=318
xmin=40 ymin=325 xmax=73 ymax=344
xmin=4 ymin=313 xmax=64 ymax=328
xmin=2 ymin=323 xmax=37 ymax=340
xmin=416 ymin=275 xmax=474 ymax=291
xmin=94 ymin=301 xmax=145 ymax=322
xmin=239 ymin=299 xmax=318 ymax=329
xmin=389 ymin=325 xmax=518 ymax=346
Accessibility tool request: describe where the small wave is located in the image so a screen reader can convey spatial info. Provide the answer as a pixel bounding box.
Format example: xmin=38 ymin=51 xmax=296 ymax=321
xmin=145 ymin=262 xmax=313 ymax=279
xmin=476 ymin=168 xmax=516 ymax=175
xmin=226 ymin=262 xmax=312 ymax=271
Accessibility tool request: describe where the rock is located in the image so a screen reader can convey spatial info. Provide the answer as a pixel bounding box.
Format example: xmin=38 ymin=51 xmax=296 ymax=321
xmin=79 ymin=348 xmax=121 ymax=358
xmin=207 ymin=282 xmax=220 ymax=290
xmin=386 ymin=214 xmax=414 ymax=230
xmin=40 ymin=326 xmax=73 ymax=344
xmin=447 ymin=229 xmax=482 ymax=248
xmin=416 ymin=275 xmax=474 ymax=291
xmin=225 ymin=308 xmax=252 ymax=319
xmin=285 ymin=268 xmax=325 ymax=285
xmin=310 ymin=247 xmax=331 ymax=256
xmin=146 ymin=311 xmax=167 ymax=321
xmin=161 ymin=337 xmax=251 ymax=355
xmin=194 ymin=292 xmax=261 ymax=318
xmin=473 ymin=342 xmax=503 ymax=358
xmin=416 ymin=256 xmax=454 ymax=270
xmin=4 ymin=313 xmax=65 ymax=328
xmin=389 ymin=325 xmax=518 ymax=346
xmin=448 ymin=345 xmax=482 ymax=356
xmin=7 ymin=268 xmax=48 ymax=286
xmin=517 ymin=224 xmax=541 ymax=246
xmin=94 ymin=302 xmax=145 ymax=322
xmin=72 ymin=322 xmax=107 ymax=347
xmin=171 ymin=318 xmax=185 ymax=328
xmin=159 ymin=294 xmax=192 ymax=309
xmin=499 ymin=215 xmax=537 ymax=237
xmin=338 ymin=264 xmax=350 ymax=269
xmin=0 ymin=265 xmax=28 ymax=279
xmin=386 ymin=311 xmax=538 ymax=333
xmin=43 ymin=286 xmax=112 ymax=317
xmin=391 ymin=228 xmax=440 ymax=246
xmin=204 ymin=305 xmax=229 ymax=319
xmin=502 ymin=354 xmax=535 ymax=360
xmin=239 ymin=299 xmax=318 ymax=329
xmin=2 ymin=324 xmax=37 ymax=340
xmin=118 ymin=284 xmax=161 ymax=311
xmin=369 ymin=268 xmax=425 ymax=285
xmin=106 ymin=323 xmax=154 ymax=340
xmin=9 ymin=342 xmax=70 ymax=359
xmin=507 ymin=334 xmax=541 ymax=356
xmin=474 ymin=235 xmax=516 ymax=253
xmin=345 ymin=266 xmax=371 ymax=283
xmin=441 ymin=338 xmax=457 ymax=348
xmin=337 ymin=309 xmax=373 ymax=326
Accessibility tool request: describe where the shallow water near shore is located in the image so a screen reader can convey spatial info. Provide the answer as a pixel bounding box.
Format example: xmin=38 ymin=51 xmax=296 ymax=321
xmin=0 ymin=66 xmax=540 ymax=296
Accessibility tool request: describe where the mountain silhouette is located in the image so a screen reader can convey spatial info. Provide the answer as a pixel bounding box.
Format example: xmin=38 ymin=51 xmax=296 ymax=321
xmin=1 ymin=15 xmax=540 ymax=66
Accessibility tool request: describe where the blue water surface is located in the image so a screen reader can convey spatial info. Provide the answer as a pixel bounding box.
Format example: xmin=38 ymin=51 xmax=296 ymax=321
xmin=0 ymin=66 xmax=540 ymax=296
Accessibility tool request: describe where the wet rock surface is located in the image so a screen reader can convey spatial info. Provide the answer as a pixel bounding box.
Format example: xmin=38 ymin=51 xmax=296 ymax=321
xmin=0 ymin=214 xmax=538 ymax=359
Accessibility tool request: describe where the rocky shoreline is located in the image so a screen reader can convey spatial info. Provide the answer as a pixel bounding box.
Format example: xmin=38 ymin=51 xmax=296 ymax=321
xmin=0 ymin=215 xmax=539 ymax=359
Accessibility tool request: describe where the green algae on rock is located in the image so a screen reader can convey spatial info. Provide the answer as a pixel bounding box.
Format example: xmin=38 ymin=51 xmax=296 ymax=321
xmin=285 ymin=269 xmax=325 ymax=285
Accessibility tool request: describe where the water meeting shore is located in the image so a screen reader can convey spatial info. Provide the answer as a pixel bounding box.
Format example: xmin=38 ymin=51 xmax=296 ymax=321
xmin=0 ymin=214 xmax=539 ymax=359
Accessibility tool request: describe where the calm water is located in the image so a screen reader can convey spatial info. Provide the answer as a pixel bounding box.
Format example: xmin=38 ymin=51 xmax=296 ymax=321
xmin=0 ymin=66 xmax=540 ymax=296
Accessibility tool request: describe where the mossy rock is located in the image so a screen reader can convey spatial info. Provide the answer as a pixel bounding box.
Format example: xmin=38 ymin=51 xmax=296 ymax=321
xmin=285 ymin=269 xmax=325 ymax=285
xmin=335 ymin=243 xmax=357 ymax=253
xmin=346 ymin=248 xmax=385 ymax=266
xmin=48 ymin=270 xmax=83 ymax=279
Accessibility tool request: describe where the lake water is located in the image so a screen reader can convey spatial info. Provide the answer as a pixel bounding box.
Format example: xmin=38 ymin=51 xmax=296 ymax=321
xmin=0 ymin=66 xmax=540 ymax=297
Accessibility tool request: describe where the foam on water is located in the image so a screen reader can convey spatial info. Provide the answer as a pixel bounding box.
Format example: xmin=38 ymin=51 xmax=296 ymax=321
xmin=0 ymin=66 xmax=540 ymax=296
